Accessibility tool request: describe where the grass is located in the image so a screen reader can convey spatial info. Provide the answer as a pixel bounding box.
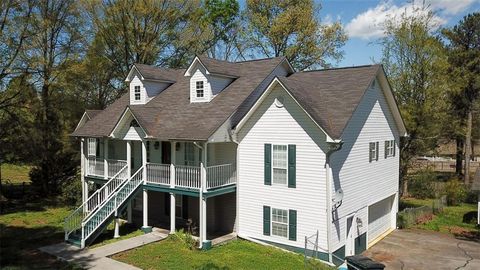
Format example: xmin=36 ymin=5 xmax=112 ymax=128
xmin=112 ymin=235 xmax=333 ymax=270
xmin=1 ymin=163 xmax=32 ymax=184
xmin=90 ymin=222 xmax=144 ymax=248
xmin=400 ymin=197 xmax=479 ymax=238
xmin=0 ymin=199 xmax=75 ymax=269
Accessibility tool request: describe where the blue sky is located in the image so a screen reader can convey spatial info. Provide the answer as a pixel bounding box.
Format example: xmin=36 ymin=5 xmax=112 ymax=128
xmin=319 ymin=0 xmax=480 ymax=66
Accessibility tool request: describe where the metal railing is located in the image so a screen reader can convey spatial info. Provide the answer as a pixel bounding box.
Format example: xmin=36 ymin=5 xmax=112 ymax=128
xmin=206 ymin=163 xmax=236 ymax=189
xmin=175 ymin=165 xmax=201 ymax=189
xmin=146 ymin=163 xmax=170 ymax=185
xmin=64 ymin=165 xmax=128 ymax=240
xmin=86 ymin=157 xmax=104 ymax=177
xmin=107 ymin=159 xmax=127 ymax=178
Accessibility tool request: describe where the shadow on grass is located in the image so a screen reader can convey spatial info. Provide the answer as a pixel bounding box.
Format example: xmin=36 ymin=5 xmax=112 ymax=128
xmin=90 ymin=222 xmax=140 ymax=247
xmin=196 ymin=262 xmax=230 ymax=270
xmin=1 ymin=193 xmax=69 ymax=215
xmin=0 ymin=224 xmax=75 ymax=269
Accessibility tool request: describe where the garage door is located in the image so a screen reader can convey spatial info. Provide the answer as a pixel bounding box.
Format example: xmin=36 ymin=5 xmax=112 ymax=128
xmin=368 ymin=195 xmax=395 ymax=244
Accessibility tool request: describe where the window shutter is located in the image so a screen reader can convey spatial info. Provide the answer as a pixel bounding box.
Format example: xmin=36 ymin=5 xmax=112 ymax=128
xmin=288 ymin=144 xmax=296 ymax=188
xmin=264 ymin=144 xmax=271 ymax=185
xmin=375 ymin=142 xmax=379 ymax=161
xmin=393 ymin=140 xmax=396 ymax=157
xmin=182 ymin=195 xmax=188 ymax=219
xmin=288 ymin=209 xmax=297 ymax=241
xmin=263 ymin=206 xmax=270 ymax=236
xmin=369 ymin=143 xmax=373 ymax=162
xmin=165 ymin=193 xmax=170 ymax=216
xmin=384 ymin=141 xmax=388 ymax=159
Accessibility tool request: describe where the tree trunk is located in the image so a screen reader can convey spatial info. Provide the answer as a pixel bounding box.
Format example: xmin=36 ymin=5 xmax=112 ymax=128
xmin=465 ymin=110 xmax=472 ymax=185
xmin=456 ymin=136 xmax=464 ymax=176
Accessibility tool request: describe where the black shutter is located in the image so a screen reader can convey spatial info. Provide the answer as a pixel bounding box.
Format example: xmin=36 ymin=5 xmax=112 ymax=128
xmin=375 ymin=142 xmax=379 ymax=161
xmin=288 ymin=209 xmax=297 ymax=241
xmin=164 ymin=193 xmax=170 ymax=216
xmin=264 ymin=144 xmax=271 ymax=185
xmin=369 ymin=143 xmax=373 ymax=162
xmin=393 ymin=140 xmax=396 ymax=156
xmin=263 ymin=206 xmax=270 ymax=236
xmin=182 ymin=195 xmax=188 ymax=219
xmin=288 ymin=144 xmax=296 ymax=188
xmin=384 ymin=141 xmax=388 ymax=159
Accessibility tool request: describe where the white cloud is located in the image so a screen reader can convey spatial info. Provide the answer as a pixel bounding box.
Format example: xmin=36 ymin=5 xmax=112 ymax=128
xmin=323 ymin=14 xmax=342 ymax=26
xmin=345 ymin=0 xmax=478 ymax=40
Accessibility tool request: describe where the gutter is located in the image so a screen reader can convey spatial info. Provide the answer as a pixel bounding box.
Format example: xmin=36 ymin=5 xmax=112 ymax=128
xmin=325 ymin=140 xmax=343 ymax=264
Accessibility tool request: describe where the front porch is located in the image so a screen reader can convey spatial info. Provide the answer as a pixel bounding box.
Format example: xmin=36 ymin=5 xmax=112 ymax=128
xmin=80 ymin=136 xmax=237 ymax=249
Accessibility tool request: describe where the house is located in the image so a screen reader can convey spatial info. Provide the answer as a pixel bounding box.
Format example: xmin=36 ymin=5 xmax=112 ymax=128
xmin=68 ymin=56 xmax=407 ymax=265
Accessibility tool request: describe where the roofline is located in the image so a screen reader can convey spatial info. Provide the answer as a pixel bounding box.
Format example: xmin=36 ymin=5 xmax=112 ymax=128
xmin=299 ymin=64 xmax=379 ymax=73
xmin=125 ymin=64 xmax=176 ymax=83
xmin=108 ymin=106 xmax=151 ymax=138
xmin=233 ymin=77 xmax=337 ymax=143
xmin=184 ymin=56 xmax=209 ymax=77
xmin=74 ymin=111 xmax=90 ymax=132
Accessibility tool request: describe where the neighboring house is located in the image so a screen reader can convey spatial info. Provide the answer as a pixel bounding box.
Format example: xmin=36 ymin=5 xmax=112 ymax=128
xmin=67 ymin=56 xmax=407 ymax=265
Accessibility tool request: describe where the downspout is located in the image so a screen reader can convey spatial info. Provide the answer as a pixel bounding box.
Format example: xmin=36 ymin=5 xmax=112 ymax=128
xmin=325 ymin=141 xmax=343 ymax=264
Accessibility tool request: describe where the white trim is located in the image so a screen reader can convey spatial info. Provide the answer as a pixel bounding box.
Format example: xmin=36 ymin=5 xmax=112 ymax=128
xmin=75 ymin=112 xmax=90 ymax=132
xmin=271 ymin=144 xmax=288 ymax=186
xmin=271 ymin=207 xmax=289 ymax=239
xmin=184 ymin=57 xmax=210 ymax=77
xmin=234 ymin=77 xmax=336 ymax=143
xmin=108 ymin=107 xmax=149 ymax=138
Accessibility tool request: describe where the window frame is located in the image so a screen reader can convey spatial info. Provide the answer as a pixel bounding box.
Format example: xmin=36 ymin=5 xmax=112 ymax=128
xmin=195 ymin=81 xmax=204 ymax=98
xmin=369 ymin=141 xmax=379 ymax=162
xmin=271 ymin=207 xmax=289 ymax=239
xmin=87 ymin=138 xmax=97 ymax=157
xmin=134 ymin=85 xmax=141 ymax=101
xmin=272 ymin=144 xmax=288 ymax=186
xmin=385 ymin=140 xmax=395 ymax=158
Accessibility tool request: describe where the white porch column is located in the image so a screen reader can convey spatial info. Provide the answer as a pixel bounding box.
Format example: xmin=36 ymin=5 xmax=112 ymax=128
xmin=141 ymin=140 xmax=150 ymax=232
xmin=170 ymin=192 xmax=176 ymax=234
xmin=114 ymin=217 xmax=120 ymax=238
xmin=104 ymin=138 xmax=109 ymax=179
xmin=199 ymin=142 xmax=208 ymax=248
xmin=126 ymin=141 xmax=132 ymax=176
xmin=170 ymin=141 xmax=176 ymax=187
xmin=80 ymin=138 xmax=87 ymax=203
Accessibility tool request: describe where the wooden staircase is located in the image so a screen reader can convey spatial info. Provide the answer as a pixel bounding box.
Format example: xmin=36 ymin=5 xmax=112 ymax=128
xmin=64 ymin=166 xmax=144 ymax=248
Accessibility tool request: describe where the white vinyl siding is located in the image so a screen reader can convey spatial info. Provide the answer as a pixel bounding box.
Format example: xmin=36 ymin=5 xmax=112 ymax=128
xmin=272 ymin=208 xmax=288 ymax=238
xmin=237 ymin=84 xmax=329 ymax=250
xmin=272 ymin=145 xmax=287 ymax=185
xmin=329 ymin=76 xmax=400 ymax=251
xmin=189 ymin=65 xmax=233 ymax=103
xmin=129 ymin=73 xmax=170 ymax=104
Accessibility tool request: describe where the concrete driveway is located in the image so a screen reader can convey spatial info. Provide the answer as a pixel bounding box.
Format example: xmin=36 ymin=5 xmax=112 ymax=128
xmin=363 ymin=229 xmax=480 ymax=270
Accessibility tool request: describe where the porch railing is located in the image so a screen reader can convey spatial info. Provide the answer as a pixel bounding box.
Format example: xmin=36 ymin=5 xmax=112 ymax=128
xmin=206 ymin=163 xmax=236 ymax=189
xmin=107 ymin=159 xmax=127 ymax=178
xmin=86 ymin=157 xmax=104 ymax=177
xmin=175 ymin=165 xmax=201 ymax=189
xmin=146 ymin=163 xmax=170 ymax=185
xmin=145 ymin=162 xmax=237 ymax=190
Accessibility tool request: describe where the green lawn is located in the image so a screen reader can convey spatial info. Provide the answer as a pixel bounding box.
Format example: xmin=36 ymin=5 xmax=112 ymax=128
xmin=112 ymin=235 xmax=333 ymax=270
xmin=90 ymin=222 xmax=144 ymax=248
xmin=1 ymin=163 xmax=32 ymax=184
xmin=401 ymin=198 xmax=479 ymax=238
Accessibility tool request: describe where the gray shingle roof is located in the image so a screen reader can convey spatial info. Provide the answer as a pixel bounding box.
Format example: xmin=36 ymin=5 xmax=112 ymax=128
xmin=277 ymin=65 xmax=381 ymax=139
xmin=72 ymin=58 xmax=385 ymax=141
xmin=72 ymin=57 xmax=286 ymax=140
xmin=85 ymin=110 xmax=102 ymax=120
xmin=134 ymin=63 xmax=179 ymax=82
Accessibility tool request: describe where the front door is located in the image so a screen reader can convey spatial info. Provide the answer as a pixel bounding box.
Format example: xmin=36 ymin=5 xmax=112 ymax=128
xmin=162 ymin=141 xmax=171 ymax=164
xmin=346 ymin=216 xmax=356 ymax=256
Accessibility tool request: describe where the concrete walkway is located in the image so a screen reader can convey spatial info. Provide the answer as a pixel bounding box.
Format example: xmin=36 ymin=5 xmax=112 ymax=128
xmin=364 ymin=229 xmax=480 ymax=270
xmin=39 ymin=228 xmax=168 ymax=269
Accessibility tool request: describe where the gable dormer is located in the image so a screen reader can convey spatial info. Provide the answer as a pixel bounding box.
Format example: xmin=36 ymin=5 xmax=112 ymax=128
xmin=184 ymin=57 xmax=236 ymax=103
xmin=125 ymin=64 xmax=176 ymax=105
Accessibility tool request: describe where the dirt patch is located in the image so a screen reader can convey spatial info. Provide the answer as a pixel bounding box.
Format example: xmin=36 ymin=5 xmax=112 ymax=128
xmin=448 ymin=226 xmax=480 ymax=241
xmin=367 ymin=251 xmax=395 ymax=263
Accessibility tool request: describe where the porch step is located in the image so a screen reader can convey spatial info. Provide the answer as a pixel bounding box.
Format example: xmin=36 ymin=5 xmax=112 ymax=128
xmin=66 ymin=232 xmax=82 ymax=248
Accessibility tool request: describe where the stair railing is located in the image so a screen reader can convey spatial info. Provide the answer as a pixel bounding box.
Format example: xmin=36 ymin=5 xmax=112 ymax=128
xmin=82 ymin=166 xmax=145 ymax=242
xmin=64 ymin=164 xmax=128 ymax=240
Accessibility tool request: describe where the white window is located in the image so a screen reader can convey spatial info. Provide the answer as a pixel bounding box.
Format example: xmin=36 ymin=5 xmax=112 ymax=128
xmin=87 ymin=138 xmax=97 ymax=157
xmin=272 ymin=144 xmax=287 ymax=185
xmin=385 ymin=140 xmax=395 ymax=158
xmin=175 ymin=194 xmax=182 ymax=218
xmin=134 ymin=85 xmax=141 ymax=101
xmin=196 ymin=81 xmax=204 ymax=98
xmin=272 ymin=208 xmax=288 ymax=238
xmin=369 ymin=142 xmax=379 ymax=162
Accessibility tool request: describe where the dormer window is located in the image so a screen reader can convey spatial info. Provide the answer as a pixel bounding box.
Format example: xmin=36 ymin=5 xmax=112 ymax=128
xmin=196 ymin=81 xmax=204 ymax=98
xmin=134 ymin=85 xmax=141 ymax=100
xmin=130 ymin=119 xmax=140 ymax=127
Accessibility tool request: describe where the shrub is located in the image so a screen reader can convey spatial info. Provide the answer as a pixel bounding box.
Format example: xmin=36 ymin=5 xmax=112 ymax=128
xmin=60 ymin=173 xmax=82 ymax=206
xmin=443 ymin=178 xmax=467 ymax=206
xmin=174 ymin=229 xmax=197 ymax=250
xmin=408 ymin=170 xmax=437 ymax=199
xmin=397 ymin=205 xmax=433 ymax=229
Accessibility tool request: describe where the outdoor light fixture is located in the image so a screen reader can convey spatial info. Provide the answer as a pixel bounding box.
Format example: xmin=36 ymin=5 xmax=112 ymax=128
xmin=356 ymin=217 xmax=363 ymax=227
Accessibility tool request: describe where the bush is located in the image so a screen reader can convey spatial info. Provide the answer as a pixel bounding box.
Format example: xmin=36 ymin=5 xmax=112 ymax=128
xmin=174 ymin=229 xmax=197 ymax=250
xmin=443 ymin=178 xmax=467 ymax=206
xmin=397 ymin=205 xmax=433 ymax=229
xmin=408 ymin=170 xmax=437 ymax=199
xmin=60 ymin=173 xmax=82 ymax=206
